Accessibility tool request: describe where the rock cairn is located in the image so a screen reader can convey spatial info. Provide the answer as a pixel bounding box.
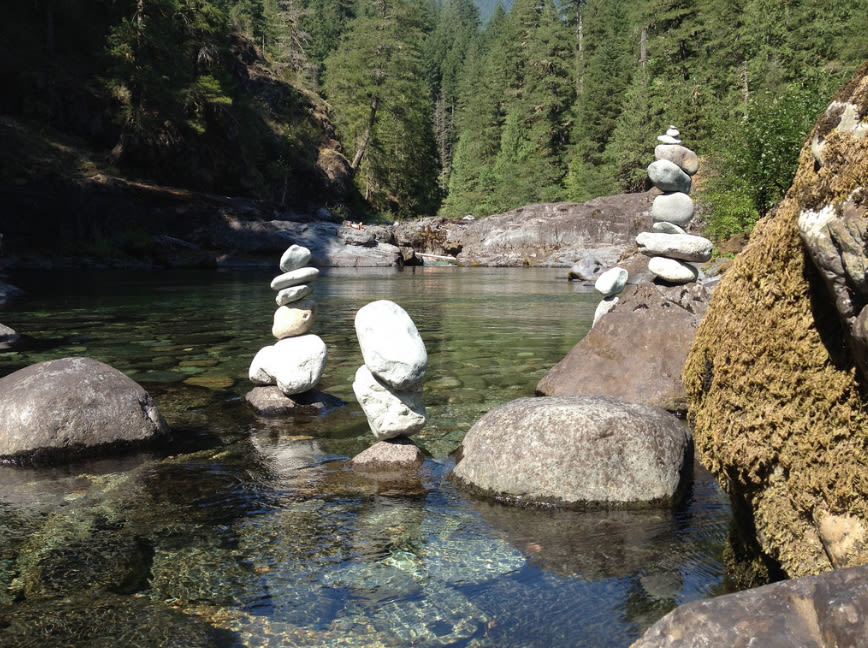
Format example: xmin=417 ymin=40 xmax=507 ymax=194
xmin=248 ymin=244 xmax=328 ymax=399
xmin=638 ymin=126 xmax=713 ymax=284
xmin=352 ymin=300 xmax=427 ymax=441
xmin=593 ymin=266 xmax=628 ymax=326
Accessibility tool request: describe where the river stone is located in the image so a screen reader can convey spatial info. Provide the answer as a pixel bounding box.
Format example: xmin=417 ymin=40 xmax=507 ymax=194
xmin=593 ymin=295 xmax=618 ymax=326
xmin=648 ymin=256 xmax=699 ymax=284
xmin=652 ymin=192 xmax=695 ymax=226
xmin=348 ymin=436 xmax=424 ymax=473
xmin=0 ymin=357 xmax=169 ymax=462
xmin=0 ymin=323 xmax=20 ymax=350
xmin=647 ymin=159 xmax=692 ymax=193
xmin=272 ymin=299 xmax=317 ymax=339
xmin=655 ymin=144 xmax=700 ymax=176
xmin=633 ymin=564 xmax=868 ymax=648
xmin=636 ymin=232 xmax=713 ymax=262
xmin=279 ymin=244 xmax=312 ymax=272
xmin=657 ymin=134 xmax=681 ymax=145
xmin=352 ymin=365 xmax=426 ymax=440
xmin=270 ymin=266 xmax=319 ymax=291
xmin=275 ymin=283 xmax=313 ymax=306
xmin=355 ymin=300 xmax=428 ymax=391
xmin=652 ymin=221 xmax=687 ymax=235
xmin=248 ymin=334 xmax=328 ymax=395
xmin=594 ymin=267 xmax=628 ymax=297
xmin=568 ymin=255 xmax=603 ymax=281
xmin=245 ymin=386 xmax=346 ymax=416
xmin=450 ymin=395 xmax=692 ymax=508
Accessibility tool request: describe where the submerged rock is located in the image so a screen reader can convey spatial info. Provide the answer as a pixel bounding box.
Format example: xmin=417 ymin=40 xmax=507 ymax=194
xmin=0 ymin=357 xmax=169 ymax=463
xmin=245 ymin=386 xmax=346 ymax=416
xmin=348 ymin=436 xmax=424 ymax=473
xmin=633 ymin=564 xmax=868 ymax=648
xmin=450 ymin=395 xmax=692 ymax=508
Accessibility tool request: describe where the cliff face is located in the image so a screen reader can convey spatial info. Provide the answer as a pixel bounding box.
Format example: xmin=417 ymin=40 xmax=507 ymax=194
xmin=683 ymin=63 xmax=868 ymax=579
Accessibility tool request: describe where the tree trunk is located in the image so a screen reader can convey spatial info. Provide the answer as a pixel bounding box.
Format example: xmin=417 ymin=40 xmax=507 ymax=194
xmin=350 ymin=93 xmax=379 ymax=171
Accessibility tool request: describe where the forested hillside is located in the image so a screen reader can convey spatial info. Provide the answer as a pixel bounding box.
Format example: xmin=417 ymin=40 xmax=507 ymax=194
xmin=2 ymin=0 xmax=866 ymax=238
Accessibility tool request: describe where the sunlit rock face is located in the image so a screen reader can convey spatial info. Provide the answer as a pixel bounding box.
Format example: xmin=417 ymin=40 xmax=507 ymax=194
xmin=684 ymin=62 xmax=868 ymax=579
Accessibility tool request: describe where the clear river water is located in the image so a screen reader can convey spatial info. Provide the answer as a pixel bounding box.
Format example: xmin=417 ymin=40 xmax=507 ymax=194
xmin=0 ymin=267 xmax=732 ymax=647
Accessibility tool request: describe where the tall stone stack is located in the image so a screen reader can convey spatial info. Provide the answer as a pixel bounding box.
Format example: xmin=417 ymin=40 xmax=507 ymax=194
xmin=248 ymin=244 xmax=329 ymax=402
xmin=351 ymin=300 xmax=427 ymax=442
xmin=638 ymin=126 xmax=713 ymax=284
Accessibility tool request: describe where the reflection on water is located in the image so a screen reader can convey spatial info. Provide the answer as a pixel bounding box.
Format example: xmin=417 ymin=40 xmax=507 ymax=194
xmin=0 ymin=268 xmax=731 ymax=647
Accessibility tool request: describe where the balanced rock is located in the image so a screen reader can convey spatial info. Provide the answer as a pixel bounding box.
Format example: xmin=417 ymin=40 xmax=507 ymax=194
xmin=647 ymin=159 xmax=692 ymax=194
xmin=450 ymin=396 xmax=692 ymax=508
xmin=593 ymin=295 xmax=618 ymax=326
xmin=245 ymin=386 xmax=345 ymax=417
xmin=279 ymin=244 xmax=312 ymax=272
xmin=355 ymin=300 xmax=428 ymax=391
xmin=636 ymin=232 xmax=713 ymax=263
xmin=270 ymin=266 xmax=319 ymax=291
xmin=594 ymin=267 xmax=628 ymax=297
xmin=652 ymin=221 xmax=687 ymax=235
xmin=275 ymin=284 xmax=313 ymax=306
xmin=272 ymin=299 xmax=317 ymax=339
xmin=648 ymin=256 xmax=699 ymax=284
xmin=655 ymin=144 xmax=700 ymax=176
xmin=348 ymin=436 xmax=425 ymax=474
xmin=352 ymin=365 xmax=426 ymax=440
xmin=0 ymin=357 xmax=169 ymax=462
xmin=249 ymin=334 xmax=328 ymax=395
xmin=652 ymin=192 xmax=695 ymax=227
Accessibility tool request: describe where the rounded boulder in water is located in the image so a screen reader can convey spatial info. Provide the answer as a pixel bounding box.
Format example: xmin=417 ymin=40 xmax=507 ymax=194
xmin=355 ymin=300 xmax=428 ymax=391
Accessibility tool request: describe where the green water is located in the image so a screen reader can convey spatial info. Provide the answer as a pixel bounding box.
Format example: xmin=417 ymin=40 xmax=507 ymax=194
xmin=0 ymin=267 xmax=731 ymax=647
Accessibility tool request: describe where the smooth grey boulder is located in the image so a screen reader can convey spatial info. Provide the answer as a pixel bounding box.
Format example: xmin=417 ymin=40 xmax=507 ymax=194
xmin=248 ymin=334 xmax=328 ymax=395
xmin=450 ymin=395 xmax=692 ymax=508
xmin=652 ymin=192 xmax=695 ymax=227
xmin=654 ymin=144 xmax=700 ymax=176
xmin=647 ymin=160 xmax=692 ymax=194
xmin=355 ymin=300 xmax=428 ymax=391
xmin=636 ymin=232 xmax=713 ymax=263
xmin=633 ymin=564 xmax=868 ymax=648
xmin=279 ymin=244 xmax=312 ymax=272
xmin=568 ymin=255 xmax=604 ymax=281
xmin=0 ymin=357 xmax=169 ymax=462
xmin=352 ymin=365 xmax=426 ymax=440
xmin=648 ymin=256 xmax=699 ymax=284
xmin=652 ymin=221 xmax=687 ymax=235
xmin=594 ymin=267 xmax=628 ymax=297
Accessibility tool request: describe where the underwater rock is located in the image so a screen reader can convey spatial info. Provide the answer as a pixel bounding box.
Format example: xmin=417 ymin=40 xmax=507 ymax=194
xmin=348 ymin=436 xmax=424 ymax=473
xmin=245 ymin=386 xmax=346 ymax=416
xmin=0 ymin=357 xmax=169 ymax=463
xmin=451 ymin=395 xmax=692 ymax=508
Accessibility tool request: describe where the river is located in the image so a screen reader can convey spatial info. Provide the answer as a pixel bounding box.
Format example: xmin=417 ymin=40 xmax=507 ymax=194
xmin=0 ymin=266 xmax=731 ymax=647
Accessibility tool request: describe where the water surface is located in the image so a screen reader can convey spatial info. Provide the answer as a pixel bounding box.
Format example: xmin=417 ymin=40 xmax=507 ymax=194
xmin=0 ymin=267 xmax=731 ymax=647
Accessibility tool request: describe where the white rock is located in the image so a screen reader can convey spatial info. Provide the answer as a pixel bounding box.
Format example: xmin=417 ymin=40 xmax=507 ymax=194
xmin=279 ymin=245 xmax=312 ymax=272
xmin=652 ymin=192 xmax=695 ymax=227
xmin=648 ymin=257 xmax=699 ymax=284
xmin=666 ymin=126 xmax=680 ymax=138
xmin=657 ymin=134 xmax=682 ymax=145
xmin=593 ymin=296 xmax=619 ymax=327
xmin=271 ymin=267 xmax=319 ymax=291
xmin=352 ymin=365 xmax=426 ymax=440
xmin=647 ymin=160 xmax=692 ymax=193
xmin=248 ymin=334 xmax=328 ymax=395
xmin=272 ymin=299 xmax=317 ymax=339
xmin=355 ymin=300 xmax=428 ymax=391
xmin=636 ymin=232 xmax=713 ymax=263
xmin=654 ymin=144 xmax=700 ymax=176
xmin=594 ymin=267 xmax=628 ymax=297
xmin=275 ymin=284 xmax=313 ymax=306
xmin=652 ymin=222 xmax=687 ymax=235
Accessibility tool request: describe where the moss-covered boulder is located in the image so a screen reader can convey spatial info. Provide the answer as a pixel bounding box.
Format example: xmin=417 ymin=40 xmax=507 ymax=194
xmin=683 ymin=64 xmax=868 ymax=579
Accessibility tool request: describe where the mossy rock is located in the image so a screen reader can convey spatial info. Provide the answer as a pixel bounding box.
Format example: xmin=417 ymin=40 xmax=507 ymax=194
xmin=683 ymin=63 xmax=868 ymax=578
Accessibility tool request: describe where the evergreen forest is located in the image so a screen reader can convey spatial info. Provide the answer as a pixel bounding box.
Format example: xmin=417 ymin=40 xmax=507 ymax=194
xmin=3 ymin=0 xmax=867 ymax=240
